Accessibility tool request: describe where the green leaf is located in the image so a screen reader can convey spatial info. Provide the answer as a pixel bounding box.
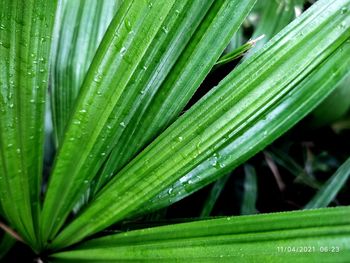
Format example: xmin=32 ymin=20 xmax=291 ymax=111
xmin=50 ymin=0 xmax=350 ymax=249
xmin=40 ymin=0 xmax=256 ymax=245
xmin=146 ymin=37 xmax=350 ymax=216
xmin=51 ymin=207 xmax=350 ymax=262
xmin=268 ymin=147 xmax=321 ymax=189
xmin=304 ymin=156 xmax=350 ymax=209
xmin=200 ymin=174 xmax=230 ymax=218
xmin=311 ymin=74 xmax=350 ymax=127
xmin=0 ymin=0 xmax=57 ymax=246
xmin=139 ymin=20 xmax=350 ymax=216
xmin=0 ymin=233 xmax=15 ymax=260
xmin=214 ymin=35 xmax=264 ymax=69
xmin=247 ymin=0 xmax=302 ymax=57
xmin=93 ymin=0 xmax=256 ymax=197
xmin=50 ymin=0 xmax=121 ymax=145
xmin=240 ymin=164 xmax=257 ymax=215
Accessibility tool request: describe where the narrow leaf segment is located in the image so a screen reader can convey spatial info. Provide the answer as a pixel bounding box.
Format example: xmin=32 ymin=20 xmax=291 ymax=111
xmin=51 ymin=207 xmax=350 ymax=262
xmin=0 ymin=0 xmax=57 ymax=247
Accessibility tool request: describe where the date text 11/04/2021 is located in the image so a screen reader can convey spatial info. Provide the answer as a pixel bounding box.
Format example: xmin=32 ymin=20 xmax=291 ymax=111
xmin=277 ymin=246 xmax=340 ymax=253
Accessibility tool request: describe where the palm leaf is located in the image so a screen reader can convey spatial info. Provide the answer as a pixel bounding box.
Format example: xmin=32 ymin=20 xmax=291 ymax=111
xmin=51 ymin=206 xmax=350 ymax=262
xmin=200 ymin=174 xmax=230 ymax=218
xmin=0 ymin=233 xmax=15 ymax=260
xmin=93 ymin=0 xmax=256 ymax=197
xmin=241 ymin=164 xmax=258 ymax=215
xmin=0 ymin=0 xmax=57 ymax=246
xmin=49 ymin=0 xmax=350 ymax=249
xmin=305 ymin=156 xmax=350 ymax=209
xmin=40 ymin=0 xmax=256 ymax=245
xmin=50 ymin=0 xmax=120 ymax=145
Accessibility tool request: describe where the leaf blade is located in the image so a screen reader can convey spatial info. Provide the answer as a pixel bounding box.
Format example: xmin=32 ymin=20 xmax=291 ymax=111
xmin=51 ymin=0 xmax=350 ymax=249
xmin=304 ymin=156 xmax=350 ymax=209
xmin=0 ymin=0 xmax=57 ymax=246
xmin=51 ymin=207 xmax=350 ymax=262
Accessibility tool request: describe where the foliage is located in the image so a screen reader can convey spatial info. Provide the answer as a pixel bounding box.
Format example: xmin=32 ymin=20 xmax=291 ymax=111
xmin=0 ymin=0 xmax=350 ymax=261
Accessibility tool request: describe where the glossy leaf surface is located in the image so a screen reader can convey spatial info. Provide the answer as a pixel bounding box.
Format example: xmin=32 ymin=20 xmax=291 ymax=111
xmin=50 ymin=0 xmax=120 ymax=145
xmin=41 ymin=0 xmax=256 ymax=245
xmin=51 ymin=0 xmax=350 ymax=249
xmin=0 ymin=0 xmax=57 ymax=246
xmin=51 ymin=207 xmax=350 ymax=262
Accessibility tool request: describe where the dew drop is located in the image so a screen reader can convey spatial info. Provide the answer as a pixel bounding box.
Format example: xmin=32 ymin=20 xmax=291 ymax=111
xmin=119 ymin=121 xmax=126 ymax=128
xmin=120 ymin=46 xmax=127 ymax=56
xmin=162 ymin=26 xmax=169 ymax=34
xmin=124 ymin=19 xmax=131 ymax=31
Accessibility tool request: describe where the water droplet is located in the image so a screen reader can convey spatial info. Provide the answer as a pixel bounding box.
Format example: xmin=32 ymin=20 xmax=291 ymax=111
xmin=341 ymin=7 xmax=348 ymax=14
xmin=94 ymin=74 xmax=102 ymax=83
xmin=16 ymin=148 xmax=21 ymax=153
xmin=120 ymin=46 xmax=127 ymax=56
xmin=101 ymin=152 xmax=106 ymax=156
xmin=124 ymin=19 xmax=131 ymax=31
xmin=175 ymin=9 xmax=180 ymax=15
xmin=177 ymin=136 xmax=183 ymax=142
xmin=340 ymin=22 xmax=346 ymax=29
xmin=79 ymin=109 xmax=87 ymax=113
xmin=73 ymin=120 xmax=81 ymax=125
xmin=84 ymin=180 xmax=89 ymax=184
xmin=119 ymin=121 xmax=126 ymax=128
xmin=162 ymin=26 xmax=169 ymax=34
